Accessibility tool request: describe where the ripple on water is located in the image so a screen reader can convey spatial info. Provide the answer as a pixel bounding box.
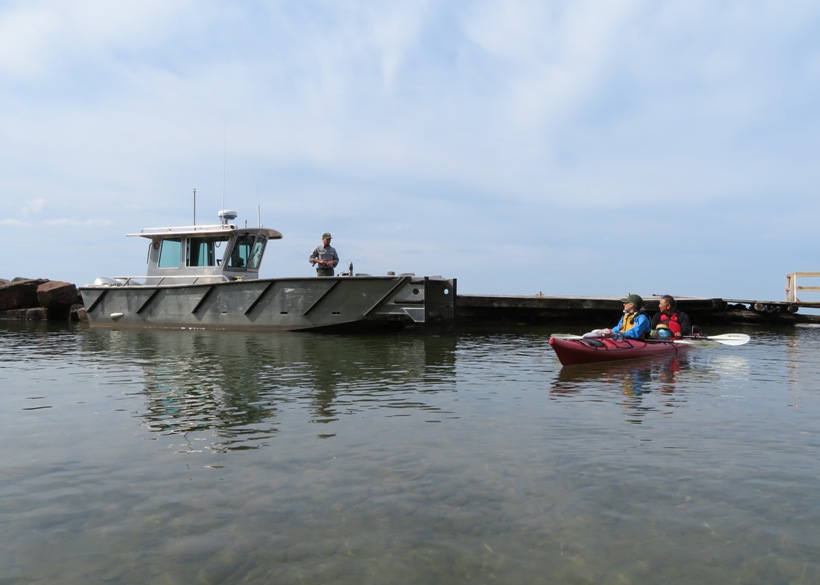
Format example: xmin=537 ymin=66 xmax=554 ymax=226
xmin=2 ymin=325 xmax=820 ymax=583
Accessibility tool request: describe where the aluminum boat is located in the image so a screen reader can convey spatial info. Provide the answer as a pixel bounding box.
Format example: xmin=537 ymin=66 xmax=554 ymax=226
xmin=79 ymin=210 xmax=456 ymax=331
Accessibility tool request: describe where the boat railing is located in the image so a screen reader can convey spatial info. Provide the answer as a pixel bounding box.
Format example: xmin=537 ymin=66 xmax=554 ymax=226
xmin=785 ymin=272 xmax=820 ymax=302
xmin=109 ymin=275 xmax=233 ymax=286
xmin=127 ymin=223 xmax=236 ymax=236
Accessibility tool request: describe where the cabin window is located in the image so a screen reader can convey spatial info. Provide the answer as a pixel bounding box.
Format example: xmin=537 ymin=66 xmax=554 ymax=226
xmin=249 ymin=237 xmax=267 ymax=269
xmin=227 ymin=235 xmax=266 ymax=270
xmin=158 ymin=238 xmax=182 ymax=268
xmin=187 ymin=236 xmax=230 ymax=267
xmin=227 ymin=235 xmax=255 ymax=269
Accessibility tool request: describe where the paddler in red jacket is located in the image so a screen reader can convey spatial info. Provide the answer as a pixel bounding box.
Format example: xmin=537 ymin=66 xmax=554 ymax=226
xmin=650 ymin=295 xmax=692 ymax=338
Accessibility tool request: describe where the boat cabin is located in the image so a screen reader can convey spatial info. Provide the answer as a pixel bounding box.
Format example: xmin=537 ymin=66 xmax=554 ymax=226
xmin=127 ymin=210 xmax=283 ymax=285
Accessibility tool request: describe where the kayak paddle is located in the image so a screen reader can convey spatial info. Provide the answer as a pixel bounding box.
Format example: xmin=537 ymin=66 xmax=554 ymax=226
xmin=675 ymin=333 xmax=750 ymax=346
xmin=551 ymin=333 xmax=750 ymax=346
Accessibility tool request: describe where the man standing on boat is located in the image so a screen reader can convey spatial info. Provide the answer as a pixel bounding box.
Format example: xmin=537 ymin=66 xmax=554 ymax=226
xmin=309 ymin=232 xmax=339 ymax=276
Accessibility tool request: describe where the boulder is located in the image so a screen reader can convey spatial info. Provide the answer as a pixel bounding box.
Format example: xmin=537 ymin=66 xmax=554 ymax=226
xmin=25 ymin=307 xmax=49 ymax=321
xmin=71 ymin=304 xmax=88 ymax=322
xmin=0 ymin=278 xmax=48 ymax=310
xmin=0 ymin=308 xmax=28 ymax=321
xmin=37 ymin=281 xmax=81 ymax=310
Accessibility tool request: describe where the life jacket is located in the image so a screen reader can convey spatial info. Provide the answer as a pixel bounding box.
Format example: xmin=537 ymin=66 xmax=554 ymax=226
xmin=657 ymin=312 xmax=682 ymax=335
xmin=621 ymin=311 xmax=648 ymax=338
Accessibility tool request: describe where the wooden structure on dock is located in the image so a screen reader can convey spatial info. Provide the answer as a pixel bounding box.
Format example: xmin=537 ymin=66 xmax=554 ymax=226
xmin=785 ymin=272 xmax=820 ymax=308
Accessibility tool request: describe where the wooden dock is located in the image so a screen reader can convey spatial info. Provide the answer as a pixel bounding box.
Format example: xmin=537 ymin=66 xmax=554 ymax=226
xmin=5 ymin=272 xmax=820 ymax=329
xmin=455 ymin=294 xmax=820 ymax=328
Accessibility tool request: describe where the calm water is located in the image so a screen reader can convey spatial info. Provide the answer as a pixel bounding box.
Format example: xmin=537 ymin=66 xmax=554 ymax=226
xmin=1 ymin=321 xmax=819 ymax=584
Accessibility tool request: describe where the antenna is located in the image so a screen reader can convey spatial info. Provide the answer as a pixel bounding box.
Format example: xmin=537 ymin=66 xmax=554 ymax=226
xmin=193 ymin=188 xmax=196 ymax=226
xmin=222 ymin=124 xmax=227 ymax=211
xmin=256 ymin=183 xmax=261 ymax=227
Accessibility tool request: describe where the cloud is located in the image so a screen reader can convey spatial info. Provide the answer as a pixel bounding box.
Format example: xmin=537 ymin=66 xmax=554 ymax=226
xmin=0 ymin=3 xmax=61 ymax=77
xmin=44 ymin=218 xmax=113 ymax=227
xmin=0 ymin=0 xmax=193 ymax=78
xmin=20 ymin=198 xmax=46 ymax=214
xmin=2 ymin=1 xmax=820 ymax=299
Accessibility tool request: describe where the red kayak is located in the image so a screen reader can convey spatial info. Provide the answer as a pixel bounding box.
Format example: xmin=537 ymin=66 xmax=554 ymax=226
xmin=549 ymin=335 xmax=682 ymax=366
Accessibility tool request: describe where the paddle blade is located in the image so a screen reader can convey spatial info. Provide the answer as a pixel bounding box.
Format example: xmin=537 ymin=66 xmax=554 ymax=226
xmin=706 ymin=333 xmax=751 ymax=346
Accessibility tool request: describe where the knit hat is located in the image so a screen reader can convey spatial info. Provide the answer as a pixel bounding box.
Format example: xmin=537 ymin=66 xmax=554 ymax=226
xmin=620 ymin=293 xmax=643 ymax=308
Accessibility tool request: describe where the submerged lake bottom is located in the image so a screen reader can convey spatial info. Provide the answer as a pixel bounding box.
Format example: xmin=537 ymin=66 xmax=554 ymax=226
xmin=1 ymin=322 xmax=819 ymax=584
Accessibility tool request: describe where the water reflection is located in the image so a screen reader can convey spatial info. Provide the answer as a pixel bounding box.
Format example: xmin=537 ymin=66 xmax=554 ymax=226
xmin=550 ymin=355 xmax=691 ymax=423
xmin=81 ymin=329 xmax=457 ymax=449
xmin=783 ymin=325 xmax=820 ymax=398
xmin=6 ymin=323 xmax=820 ymax=584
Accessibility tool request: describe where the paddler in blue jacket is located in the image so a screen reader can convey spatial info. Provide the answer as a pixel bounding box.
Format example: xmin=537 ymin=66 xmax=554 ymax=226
xmin=601 ymin=293 xmax=651 ymax=340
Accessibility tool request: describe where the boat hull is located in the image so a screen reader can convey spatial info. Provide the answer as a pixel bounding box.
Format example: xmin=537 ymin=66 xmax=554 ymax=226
xmin=549 ymin=336 xmax=680 ymax=366
xmin=80 ymin=275 xmax=455 ymax=332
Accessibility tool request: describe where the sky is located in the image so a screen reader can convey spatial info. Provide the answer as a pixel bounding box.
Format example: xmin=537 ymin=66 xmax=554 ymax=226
xmin=2 ymin=0 xmax=820 ymax=302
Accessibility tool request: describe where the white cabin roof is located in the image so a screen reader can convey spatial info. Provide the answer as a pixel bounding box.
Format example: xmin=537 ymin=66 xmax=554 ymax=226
xmin=128 ymin=223 xmax=283 ymax=239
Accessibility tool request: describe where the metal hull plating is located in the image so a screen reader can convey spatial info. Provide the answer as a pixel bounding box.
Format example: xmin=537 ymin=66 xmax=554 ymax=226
xmin=80 ymin=275 xmax=456 ymax=331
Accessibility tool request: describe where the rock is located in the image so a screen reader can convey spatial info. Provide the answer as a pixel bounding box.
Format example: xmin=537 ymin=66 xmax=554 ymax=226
xmin=25 ymin=307 xmax=48 ymax=321
xmin=71 ymin=304 xmax=88 ymax=322
xmin=37 ymin=281 xmax=81 ymax=310
xmin=0 ymin=278 xmax=86 ymax=322
xmin=0 ymin=278 xmax=48 ymax=310
xmin=0 ymin=308 xmax=29 ymax=321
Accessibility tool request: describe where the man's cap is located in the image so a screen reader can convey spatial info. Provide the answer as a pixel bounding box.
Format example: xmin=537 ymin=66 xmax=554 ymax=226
xmin=620 ymin=293 xmax=643 ymax=308
xmin=322 ymin=232 xmax=332 ymax=239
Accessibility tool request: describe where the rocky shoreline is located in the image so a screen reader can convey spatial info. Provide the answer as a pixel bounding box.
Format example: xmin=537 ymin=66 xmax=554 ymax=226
xmin=0 ymin=278 xmax=87 ymax=323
